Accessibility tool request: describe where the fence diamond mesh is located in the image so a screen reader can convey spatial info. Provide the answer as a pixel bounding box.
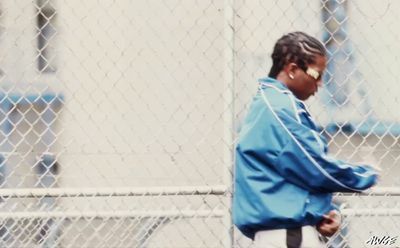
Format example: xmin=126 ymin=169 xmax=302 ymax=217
xmin=0 ymin=0 xmax=399 ymax=247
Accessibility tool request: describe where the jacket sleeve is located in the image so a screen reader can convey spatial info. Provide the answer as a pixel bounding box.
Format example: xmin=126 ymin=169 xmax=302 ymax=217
xmin=273 ymin=107 xmax=378 ymax=193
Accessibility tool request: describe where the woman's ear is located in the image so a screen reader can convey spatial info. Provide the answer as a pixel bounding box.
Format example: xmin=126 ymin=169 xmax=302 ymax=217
xmin=285 ymin=63 xmax=297 ymax=80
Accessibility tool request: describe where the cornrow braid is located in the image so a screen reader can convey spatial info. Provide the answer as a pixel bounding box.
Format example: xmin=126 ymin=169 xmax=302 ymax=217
xmin=268 ymin=31 xmax=326 ymax=78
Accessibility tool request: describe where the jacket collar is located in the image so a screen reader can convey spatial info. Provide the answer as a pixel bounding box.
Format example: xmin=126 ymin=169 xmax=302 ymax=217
xmin=258 ymin=77 xmax=308 ymax=107
xmin=258 ymin=77 xmax=290 ymax=93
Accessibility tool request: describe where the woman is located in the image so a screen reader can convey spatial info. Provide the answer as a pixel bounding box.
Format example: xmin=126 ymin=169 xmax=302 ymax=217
xmin=233 ymin=31 xmax=378 ymax=247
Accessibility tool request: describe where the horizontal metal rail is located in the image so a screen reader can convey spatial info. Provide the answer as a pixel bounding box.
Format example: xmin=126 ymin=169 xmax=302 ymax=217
xmin=0 ymin=209 xmax=225 ymax=219
xmin=342 ymin=208 xmax=400 ymax=217
xmin=0 ymin=186 xmax=399 ymax=220
xmin=0 ymin=186 xmax=399 ymax=198
xmin=353 ymin=187 xmax=400 ymax=196
xmin=0 ymin=185 xmax=228 ymax=198
xmin=0 ymin=208 xmax=398 ymax=219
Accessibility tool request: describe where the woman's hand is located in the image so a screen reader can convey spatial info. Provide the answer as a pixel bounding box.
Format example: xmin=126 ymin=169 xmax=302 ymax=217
xmin=316 ymin=210 xmax=341 ymax=237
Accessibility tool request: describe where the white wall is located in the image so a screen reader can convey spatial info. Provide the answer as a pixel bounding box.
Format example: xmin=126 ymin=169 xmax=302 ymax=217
xmin=58 ymin=0 xmax=226 ymax=188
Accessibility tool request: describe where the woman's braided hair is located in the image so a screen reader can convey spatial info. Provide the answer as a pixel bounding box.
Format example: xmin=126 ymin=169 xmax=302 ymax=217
xmin=268 ymin=32 xmax=326 ymax=78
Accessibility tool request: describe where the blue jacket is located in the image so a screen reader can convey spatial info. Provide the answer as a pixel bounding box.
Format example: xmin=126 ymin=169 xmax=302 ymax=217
xmin=233 ymin=77 xmax=377 ymax=240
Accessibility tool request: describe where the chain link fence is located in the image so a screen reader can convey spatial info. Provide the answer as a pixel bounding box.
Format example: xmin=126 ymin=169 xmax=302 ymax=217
xmin=0 ymin=0 xmax=399 ymax=247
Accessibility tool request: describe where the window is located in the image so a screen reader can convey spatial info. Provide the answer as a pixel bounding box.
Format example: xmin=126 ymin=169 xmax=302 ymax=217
xmin=36 ymin=0 xmax=57 ymax=73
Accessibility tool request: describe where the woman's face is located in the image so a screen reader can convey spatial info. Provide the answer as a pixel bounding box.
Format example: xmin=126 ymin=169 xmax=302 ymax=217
xmin=289 ymin=55 xmax=327 ymax=101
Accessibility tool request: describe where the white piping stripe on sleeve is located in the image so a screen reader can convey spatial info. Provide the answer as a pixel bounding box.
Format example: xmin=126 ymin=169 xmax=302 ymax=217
xmin=258 ymin=85 xmax=363 ymax=192
xmin=321 ymin=154 xmax=355 ymax=171
xmin=311 ymin=130 xmax=325 ymax=154
xmin=355 ymin=170 xmax=378 ymax=177
xmin=263 ymin=84 xmax=355 ymax=172
xmin=288 ymin=94 xmax=301 ymax=123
